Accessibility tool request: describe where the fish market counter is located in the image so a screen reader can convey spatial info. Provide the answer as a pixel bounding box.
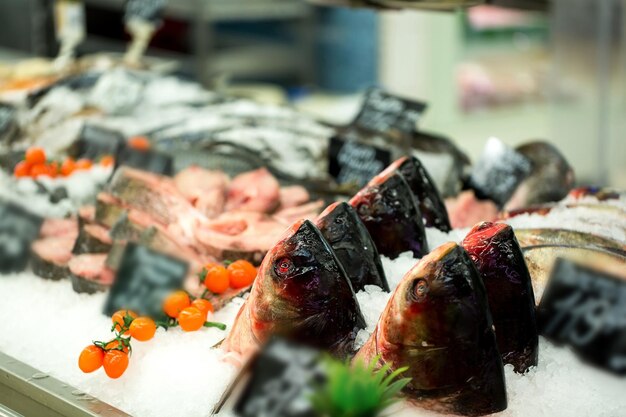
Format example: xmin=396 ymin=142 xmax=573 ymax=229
xmin=1 ymin=240 xmax=625 ymax=417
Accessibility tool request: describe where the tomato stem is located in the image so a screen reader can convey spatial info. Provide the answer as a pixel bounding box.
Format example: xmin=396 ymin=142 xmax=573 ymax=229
xmin=204 ymin=321 xmax=227 ymax=331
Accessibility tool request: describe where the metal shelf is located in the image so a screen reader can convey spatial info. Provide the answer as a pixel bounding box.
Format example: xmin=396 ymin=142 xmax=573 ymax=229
xmin=0 ymin=351 xmax=129 ymax=417
xmin=82 ymin=0 xmax=315 ymax=85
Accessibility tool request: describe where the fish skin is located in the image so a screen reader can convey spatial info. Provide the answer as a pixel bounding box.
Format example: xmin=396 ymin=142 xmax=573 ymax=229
xmin=222 ymin=219 xmax=365 ymax=360
xmin=463 ymin=222 xmax=538 ymax=373
xmin=349 ymin=170 xmax=429 ymax=259
xmin=356 ymin=242 xmax=507 ymax=416
xmin=523 ymin=245 xmax=626 ymax=304
xmin=515 ymin=228 xmax=626 ymax=255
xmin=316 ymin=202 xmax=389 ymax=292
xmin=382 ymin=156 xmax=451 ymax=232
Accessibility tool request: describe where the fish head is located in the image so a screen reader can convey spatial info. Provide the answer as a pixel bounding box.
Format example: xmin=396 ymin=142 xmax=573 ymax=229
xmin=349 ymin=171 xmax=414 ymax=221
xmin=379 ymin=242 xmax=480 ymax=349
xmin=252 ymin=219 xmax=365 ymax=346
xmin=315 ymin=202 xmax=353 ymax=245
xmin=371 ymin=242 xmax=507 ymax=415
xmin=463 ymin=221 xmax=523 ymax=284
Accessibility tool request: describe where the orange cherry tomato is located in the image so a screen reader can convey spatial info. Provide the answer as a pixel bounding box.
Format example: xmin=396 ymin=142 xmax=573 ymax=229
xmin=25 ymin=147 xmax=46 ymax=166
xmin=47 ymin=162 xmax=58 ymax=178
xmin=30 ymin=164 xmax=49 ymax=178
xmin=13 ymin=161 xmax=31 ymax=177
xmin=191 ymin=299 xmax=214 ymax=320
xmin=112 ymin=310 xmax=138 ymax=335
xmin=60 ymin=158 xmax=76 ymax=177
xmin=75 ymin=159 xmax=93 ymax=171
xmin=178 ymin=306 xmax=204 ymax=332
xmin=103 ymin=350 xmax=129 ymax=379
xmin=129 ymin=317 xmax=156 ymax=342
xmin=227 ymin=260 xmax=257 ymax=289
xmin=105 ymin=339 xmax=129 ymax=354
xmin=163 ymin=290 xmax=190 ymax=319
xmin=203 ymin=263 xmax=229 ymax=294
xmin=100 ymin=155 xmax=115 ymax=167
xmin=78 ymin=345 xmax=104 ymax=373
xmin=128 ymin=136 xmax=151 ymax=151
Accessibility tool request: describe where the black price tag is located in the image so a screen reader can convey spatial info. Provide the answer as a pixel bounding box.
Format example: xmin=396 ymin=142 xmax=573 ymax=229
xmin=72 ymin=125 xmax=126 ymax=160
xmin=353 ymin=88 xmax=427 ymax=135
xmin=0 ymin=201 xmax=43 ymax=273
xmin=104 ymin=243 xmax=188 ymax=318
xmin=115 ymin=146 xmax=174 ymax=176
xmin=0 ymin=103 xmax=18 ymax=144
xmin=467 ymin=137 xmax=532 ymax=207
xmin=234 ymin=339 xmax=324 ymax=417
xmin=125 ymin=0 xmax=167 ymax=24
xmin=328 ymin=133 xmax=391 ymax=187
xmin=537 ymin=258 xmax=626 ymax=375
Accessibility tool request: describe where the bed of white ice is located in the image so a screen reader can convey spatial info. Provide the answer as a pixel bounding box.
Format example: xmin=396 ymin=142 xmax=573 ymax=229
xmin=0 ymin=223 xmax=625 ymax=417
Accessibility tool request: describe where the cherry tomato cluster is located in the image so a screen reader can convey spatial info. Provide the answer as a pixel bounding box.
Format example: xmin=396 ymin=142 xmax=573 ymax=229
xmin=79 ymin=293 xmax=226 ymax=379
xmin=201 ymin=259 xmax=257 ymax=295
xmin=13 ymin=147 xmax=114 ymax=179
xmin=163 ymin=291 xmax=226 ymax=332
xmin=78 ymin=310 xmax=155 ymax=379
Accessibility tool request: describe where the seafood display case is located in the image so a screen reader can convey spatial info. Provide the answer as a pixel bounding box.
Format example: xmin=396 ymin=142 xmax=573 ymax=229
xmin=0 ymin=1 xmax=625 ymax=417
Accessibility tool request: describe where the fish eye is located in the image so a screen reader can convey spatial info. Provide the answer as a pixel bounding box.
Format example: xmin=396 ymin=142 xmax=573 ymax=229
xmin=357 ymin=203 xmax=370 ymax=216
xmin=275 ymin=257 xmax=294 ymax=277
xmin=387 ymin=189 xmax=398 ymax=199
xmin=412 ymin=279 xmax=429 ymax=300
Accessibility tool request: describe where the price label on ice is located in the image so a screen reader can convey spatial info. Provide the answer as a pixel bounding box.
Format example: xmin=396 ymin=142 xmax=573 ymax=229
xmin=467 ymin=137 xmax=532 ymax=208
xmin=0 ymin=201 xmax=43 ymax=273
xmin=234 ymin=339 xmax=324 ymax=417
xmin=125 ymin=0 xmax=167 ymax=24
xmin=73 ymin=125 xmax=126 ymax=160
xmin=328 ymin=132 xmax=391 ymax=188
xmin=104 ymin=243 xmax=188 ymax=319
xmin=537 ymin=258 xmax=626 ymax=375
xmin=353 ymin=88 xmax=427 ymax=135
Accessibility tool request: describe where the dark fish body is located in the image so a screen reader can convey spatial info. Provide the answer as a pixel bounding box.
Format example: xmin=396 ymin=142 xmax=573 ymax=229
xmin=523 ymin=245 xmax=626 ymax=304
xmin=463 ymin=222 xmax=538 ymax=373
xmin=356 ymin=242 xmax=507 ymax=416
xmin=384 ymin=156 xmax=451 ymax=232
xmin=223 ymin=220 xmax=366 ymax=359
xmin=349 ymin=171 xmax=428 ymax=259
xmin=316 ymin=202 xmax=389 ymax=292
xmin=515 ymin=228 xmax=626 ymax=255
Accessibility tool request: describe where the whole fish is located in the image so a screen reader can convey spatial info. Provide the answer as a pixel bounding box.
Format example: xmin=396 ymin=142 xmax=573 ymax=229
xmin=383 ymin=156 xmax=451 ymax=232
xmin=349 ymin=170 xmax=428 ymax=259
xmin=515 ymin=228 xmax=626 ymax=255
xmin=316 ymin=202 xmax=389 ymax=292
xmin=463 ymin=222 xmax=538 ymax=373
xmin=222 ymin=219 xmax=366 ymax=359
xmin=523 ymin=245 xmax=626 ymax=304
xmin=356 ymin=242 xmax=507 ymax=416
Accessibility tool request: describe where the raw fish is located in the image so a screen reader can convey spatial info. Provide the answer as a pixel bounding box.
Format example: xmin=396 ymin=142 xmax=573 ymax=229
xmin=356 ymin=242 xmax=507 ymax=416
xmin=222 ymin=220 xmax=365 ymax=359
xmin=316 ymin=202 xmax=389 ymax=292
xmin=349 ymin=170 xmax=428 ymax=259
xmin=383 ymin=156 xmax=451 ymax=232
xmin=463 ymin=222 xmax=538 ymax=372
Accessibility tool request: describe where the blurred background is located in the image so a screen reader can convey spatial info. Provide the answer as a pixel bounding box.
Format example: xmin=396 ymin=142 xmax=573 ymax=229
xmin=0 ymin=0 xmax=623 ymax=187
